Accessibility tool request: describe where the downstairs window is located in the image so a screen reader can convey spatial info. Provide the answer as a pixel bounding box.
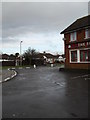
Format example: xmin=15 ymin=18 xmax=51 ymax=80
xmin=71 ymin=50 xmax=77 ymax=62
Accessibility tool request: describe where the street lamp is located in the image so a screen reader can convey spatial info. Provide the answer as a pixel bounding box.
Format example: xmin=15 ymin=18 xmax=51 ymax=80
xmin=20 ymin=41 xmax=23 ymax=66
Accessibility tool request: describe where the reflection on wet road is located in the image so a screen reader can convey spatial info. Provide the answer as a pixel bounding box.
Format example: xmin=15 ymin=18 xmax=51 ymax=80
xmin=2 ymin=67 xmax=88 ymax=118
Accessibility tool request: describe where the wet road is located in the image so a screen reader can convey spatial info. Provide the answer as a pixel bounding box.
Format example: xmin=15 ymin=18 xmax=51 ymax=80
xmin=2 ymin=67 xmax=89 ymax=118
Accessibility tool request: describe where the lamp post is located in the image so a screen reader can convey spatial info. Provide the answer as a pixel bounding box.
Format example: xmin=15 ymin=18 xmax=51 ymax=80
xmin=20 ymin=41 xmax=23 ymax=66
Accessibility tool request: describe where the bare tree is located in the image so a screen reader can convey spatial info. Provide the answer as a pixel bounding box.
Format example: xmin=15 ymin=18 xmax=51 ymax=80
xmin=23 ymin=47 xmax=38 ymax=65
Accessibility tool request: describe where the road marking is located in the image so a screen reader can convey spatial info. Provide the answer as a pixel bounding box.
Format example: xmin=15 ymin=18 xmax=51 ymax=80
xmin=85 ymin=78 xmax=90 ymax=80
xmin=1 ymin=70 xmax=17 ymax=83
xmin=71 ymin=74 xmax=90 ymax=80
xmin=26 ymin=67 xmax=30 ymax=69
xmin=4 ymin=77 xmax=10 ymax=82
xmin=11 ymin=67 xmax=15 ymax=70
xmin=19 ymin=67 xmax=22 ymax=69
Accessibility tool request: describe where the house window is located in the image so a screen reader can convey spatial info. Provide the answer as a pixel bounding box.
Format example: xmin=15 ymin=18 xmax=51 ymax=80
xmin=70 ymin=32 xmax=77 ymax=41
xmin=80 ymin=49 xmax=90 ymax=62
xmin=71 ymin=50 xmax=77 ymax=62
xmin=85 ymin=29 xmax=90 ymax=39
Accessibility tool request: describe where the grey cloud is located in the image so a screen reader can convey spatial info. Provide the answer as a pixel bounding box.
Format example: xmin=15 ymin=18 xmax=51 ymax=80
xmin=89 ymin=1 xmax=90 ymax=14
xmin=1 ymin=2 xmax=88 ymax=53
xmin=2 ymin=2 xmax=88 ymax=31
xmin=2 ymin=0 xmax=90 ymax=2
xmin=2 ymin=37 xmax=19 ymax=43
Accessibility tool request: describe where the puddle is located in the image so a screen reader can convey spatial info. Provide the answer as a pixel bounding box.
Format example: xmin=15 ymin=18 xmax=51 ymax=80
xmin=70 ymin=113 xmax=78 ymax=117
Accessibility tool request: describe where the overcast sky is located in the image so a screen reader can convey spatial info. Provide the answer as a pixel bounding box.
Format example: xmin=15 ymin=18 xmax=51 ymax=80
xmin=1 ymin=1 xmax=89 ymax=55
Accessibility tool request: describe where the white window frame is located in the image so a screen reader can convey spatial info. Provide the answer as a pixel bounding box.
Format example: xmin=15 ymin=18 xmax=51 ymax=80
xmin=70 ymin=32 xmax=77 ymax=41
xmin=85 ymin=29 xmax=90 ymax=39
xmin=69 ymin=48 xmax=90 ymax=63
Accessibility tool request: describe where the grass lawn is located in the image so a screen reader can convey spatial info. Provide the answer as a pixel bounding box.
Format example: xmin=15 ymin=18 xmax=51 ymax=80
xmin=2 ymin=65 xmax=31 ymax=70
xmin=1 ymin=63 xmax=65 ymax=70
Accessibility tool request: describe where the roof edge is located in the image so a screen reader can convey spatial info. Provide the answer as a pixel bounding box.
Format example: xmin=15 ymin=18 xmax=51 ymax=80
xmin=60 ymin=15 xmax=90 ymax=34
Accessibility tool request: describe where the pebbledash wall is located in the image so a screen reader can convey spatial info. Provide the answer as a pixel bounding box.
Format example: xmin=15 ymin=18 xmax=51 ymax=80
xmin=61 ymin=15 xmax=90 ymax=69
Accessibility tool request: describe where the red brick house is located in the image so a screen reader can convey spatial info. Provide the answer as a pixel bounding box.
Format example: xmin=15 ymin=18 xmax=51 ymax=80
xmin=60 ymin=15 xmax=90 ymax=69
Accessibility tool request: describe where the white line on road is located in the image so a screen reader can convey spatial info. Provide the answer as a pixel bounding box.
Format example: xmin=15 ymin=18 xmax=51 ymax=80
xmin=26 ymin=67 xmax=30 ymax=69
xmin=85 ymin=78 xmax=90 ymax=80
xmin=4 ymin=77 xmax=10 ymax=82
xmin=19 ymin=67 xmax=23 ymax=69
xmin=71 ymin=74 xmax=90 ymax=80
xmin=2 ymin=70 xmax=17 ymax=83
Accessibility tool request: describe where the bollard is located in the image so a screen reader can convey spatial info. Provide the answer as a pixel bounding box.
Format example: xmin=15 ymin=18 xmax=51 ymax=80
xmin=51 ymin=64 xmax=53 ymax=67
xmin=34 ymin=64 xmax=36 ymax=69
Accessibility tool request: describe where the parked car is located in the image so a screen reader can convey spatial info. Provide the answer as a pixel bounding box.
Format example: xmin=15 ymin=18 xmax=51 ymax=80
xmin=58 ymin=56 xmax=65 ymax=63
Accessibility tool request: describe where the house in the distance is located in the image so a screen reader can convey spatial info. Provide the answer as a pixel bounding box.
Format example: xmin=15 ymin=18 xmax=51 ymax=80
xmin=32 ymin=53 xmax=62 ymax=65
xmin=43 ymin=53 xmax=54 ymax=64
xmin=42 ymin=53 xmax=63 ymax=64
xmin=2 ymin=54 xmax=9 ymax=60
xmin=60 ymin=15 xmax=90 ymax=69
xmin=36 ymin=53 xmax=55 ymax=64
xmin=1 ymin=54 xmax=16 ymax=66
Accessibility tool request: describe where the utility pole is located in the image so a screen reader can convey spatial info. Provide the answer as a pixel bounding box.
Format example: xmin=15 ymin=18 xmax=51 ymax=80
xmin=20 ymin=41 xmax=23 ymax=66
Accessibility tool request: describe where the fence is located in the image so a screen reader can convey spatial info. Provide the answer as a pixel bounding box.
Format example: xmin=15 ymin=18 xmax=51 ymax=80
xmin=2 ymin=61 xmax=15 ymax=66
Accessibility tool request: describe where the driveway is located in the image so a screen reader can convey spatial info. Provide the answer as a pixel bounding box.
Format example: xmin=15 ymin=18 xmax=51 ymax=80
xmin=2 ymin=66 xmax=89 ymax=118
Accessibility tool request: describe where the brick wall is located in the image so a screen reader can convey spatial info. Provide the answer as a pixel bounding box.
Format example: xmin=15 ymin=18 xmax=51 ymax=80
xmin=64 ymin=28 xmax=90 ymax=69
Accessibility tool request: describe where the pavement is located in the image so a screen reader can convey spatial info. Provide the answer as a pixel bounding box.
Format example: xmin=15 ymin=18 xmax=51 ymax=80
xmin=1 ymin=66 xmax=89 ymax=118
xmin=0 ymin=69 xmax=17 ymax=83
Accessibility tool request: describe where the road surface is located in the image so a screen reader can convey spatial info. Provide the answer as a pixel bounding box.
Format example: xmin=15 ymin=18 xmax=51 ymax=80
xmin=2 ymin=67 xmax=89 ymax=118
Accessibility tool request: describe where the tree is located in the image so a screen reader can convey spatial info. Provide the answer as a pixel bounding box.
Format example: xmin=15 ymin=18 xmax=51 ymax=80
xmin=9 ymin=54 xmax=15 ymax=60
xmin=15 ymin=53 xmax=19 ymax=58
xmin=23 ymin=47 xmax=38 ymax=65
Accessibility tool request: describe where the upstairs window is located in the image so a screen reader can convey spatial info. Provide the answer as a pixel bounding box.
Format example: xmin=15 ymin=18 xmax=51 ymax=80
xmin=85 ymin=29 xmax=90 ymax=39
xmin=70 ymin=32 xmax=77 ymax=41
